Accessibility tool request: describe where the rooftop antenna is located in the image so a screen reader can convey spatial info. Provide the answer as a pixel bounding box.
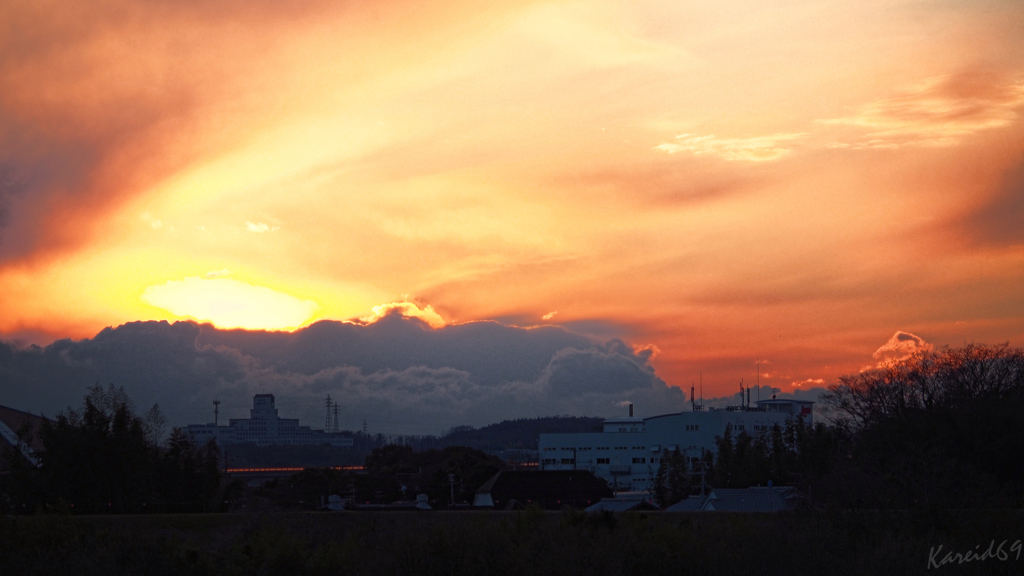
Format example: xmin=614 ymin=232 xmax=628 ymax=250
xmin=690 ymin=385 xmax=695 ymax=412
xmin=740 ymin=379 xmax=744 ymax=407
xmin=213 ymin=398 xmax=220 ymax=426
xmin=757 ymin=358 xmax=760 ymax=402
xmin=700 ymin=372 xmax=703 ymax=411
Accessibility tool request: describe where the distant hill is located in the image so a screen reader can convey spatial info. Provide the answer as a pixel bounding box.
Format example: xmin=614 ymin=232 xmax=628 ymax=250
xmin=225 ymin=415 xmax=604 ymax=467
xmin=437 ymin=416 xmax=604 ymax=452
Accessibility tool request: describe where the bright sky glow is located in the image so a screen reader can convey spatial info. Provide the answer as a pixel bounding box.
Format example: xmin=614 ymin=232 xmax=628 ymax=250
xmin=142 ymin=277 xmax=318 ymax=331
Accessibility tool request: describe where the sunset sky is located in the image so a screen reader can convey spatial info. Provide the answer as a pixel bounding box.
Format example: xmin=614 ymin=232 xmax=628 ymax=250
xmin=2 ymin=0 xmax=1024 ymax=403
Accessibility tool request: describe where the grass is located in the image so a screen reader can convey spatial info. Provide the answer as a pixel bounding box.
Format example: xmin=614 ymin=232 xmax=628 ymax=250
xmin=2 ymin=509 xmax=1022 ymax=575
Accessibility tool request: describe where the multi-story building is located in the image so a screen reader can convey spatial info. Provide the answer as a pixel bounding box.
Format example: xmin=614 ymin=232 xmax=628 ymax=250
xmin=186 ymin=394 xmax=354 ymax=447
xmin=538 ymin=397 xmax=813 ymax=493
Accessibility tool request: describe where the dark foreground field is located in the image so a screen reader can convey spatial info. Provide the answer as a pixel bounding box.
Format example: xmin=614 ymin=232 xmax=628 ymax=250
xmin=2 ymin=509 xmax=1022 ymax=576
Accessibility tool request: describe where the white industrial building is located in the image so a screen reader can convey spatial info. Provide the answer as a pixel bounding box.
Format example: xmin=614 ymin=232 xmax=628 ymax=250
xmin=538 ymin=396 xmax=813 ymax=493
xmin=186 ymin=394 xmax=354 ymax=447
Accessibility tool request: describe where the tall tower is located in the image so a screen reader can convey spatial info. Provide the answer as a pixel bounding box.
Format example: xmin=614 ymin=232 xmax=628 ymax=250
xmin=213 ymin=398 xmax=220 ymax=426
xmin=332 ymin=403 xmax=340 ymax=433
xmin=324 ymin=395 xmax=334 ymax=431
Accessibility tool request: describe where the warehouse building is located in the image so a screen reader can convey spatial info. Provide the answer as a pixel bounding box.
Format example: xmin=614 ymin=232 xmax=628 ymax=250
xmin=538 ymin=395 xmax=813 ymax=493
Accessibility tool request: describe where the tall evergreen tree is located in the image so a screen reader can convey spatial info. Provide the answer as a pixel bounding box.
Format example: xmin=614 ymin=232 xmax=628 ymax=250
xmin=652 ymin=447 xmax=691 ymax=507
xmin=1 ymin=384 xmax=227 ymax=514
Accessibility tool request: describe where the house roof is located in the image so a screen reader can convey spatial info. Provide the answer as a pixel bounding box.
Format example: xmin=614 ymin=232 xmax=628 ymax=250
xmin=700 ymin=487 xmax=798 ymax=512
xmin=585 ymin=498 xmax=660 ymax=512
xmin=0 ymin=404 xmax=49 ymax=469
xmin=474 ymin=470 xmax=613 ymax=509
xmin=663 ymin=498 xmax=703 ymax=512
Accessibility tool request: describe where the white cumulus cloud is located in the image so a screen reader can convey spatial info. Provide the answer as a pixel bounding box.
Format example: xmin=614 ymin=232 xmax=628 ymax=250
xmin=360 ymin=301 xmax=447 ymax=329
xmin=872 ymin=331 xmax=933 ymax=365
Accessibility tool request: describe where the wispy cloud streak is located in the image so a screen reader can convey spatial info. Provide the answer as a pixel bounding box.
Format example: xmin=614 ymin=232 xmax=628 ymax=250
xmin=654 ymin=133 xmax=804 ymax=162
xmin=822 ymin=73 xmax=1024 ymax=148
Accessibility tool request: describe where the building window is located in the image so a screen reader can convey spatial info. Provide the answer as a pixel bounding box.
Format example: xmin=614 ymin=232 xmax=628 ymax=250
xmin=561 ymin=458 xmax=575 ymax=465
xmin=632 ymin=457 xmax=646 ymax=464
xmin=596 ymin=458 xmax=610 ymax=464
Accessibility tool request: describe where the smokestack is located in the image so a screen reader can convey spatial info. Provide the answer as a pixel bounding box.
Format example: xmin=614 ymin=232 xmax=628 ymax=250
xmin=628 ymin=403 xmax=633 ymax=417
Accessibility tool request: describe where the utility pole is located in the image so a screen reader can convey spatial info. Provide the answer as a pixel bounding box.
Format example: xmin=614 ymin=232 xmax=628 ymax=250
xmin=699 ymin=372 xmax=703 ymax=410
xmin=324 ymin=396 xmax=334 ymax=430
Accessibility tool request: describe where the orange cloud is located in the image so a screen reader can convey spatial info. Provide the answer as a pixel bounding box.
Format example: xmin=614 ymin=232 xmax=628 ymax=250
xmin=791 ymin=378 xmax=825 ymax=388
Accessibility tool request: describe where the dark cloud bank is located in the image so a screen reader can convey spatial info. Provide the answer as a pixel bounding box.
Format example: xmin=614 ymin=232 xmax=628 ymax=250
xmin=0 ymin=313 xmax=685 ymax=434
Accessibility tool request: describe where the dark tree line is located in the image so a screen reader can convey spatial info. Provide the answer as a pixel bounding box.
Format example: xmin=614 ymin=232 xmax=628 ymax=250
xmin=1 ymin=384 xmax=235 ymax=514
xmin=820 ymin=343 xmax=1024 ymax=509
xmin=691 ymin=343 xmax=1024 ymax=509
xmin=709 ymin=418 xmax=842 ymax=492
xmin=649 ymin=417 xmax=841 ymax=508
